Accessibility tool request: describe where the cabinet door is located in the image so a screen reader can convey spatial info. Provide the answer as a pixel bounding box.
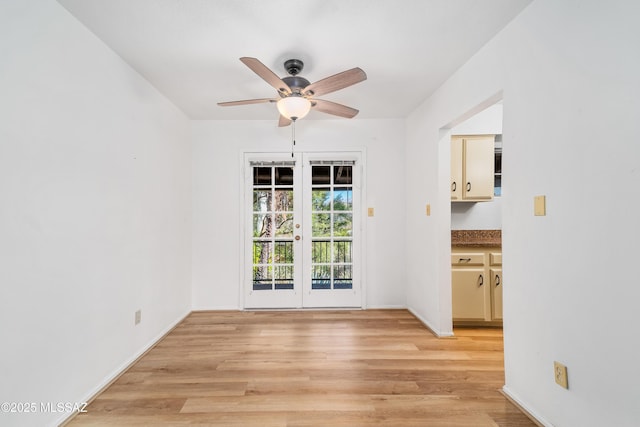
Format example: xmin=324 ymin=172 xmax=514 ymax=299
xmin=451 ymin=137 xmax=463 ymax=200
xmin=491 ymin=268 xmax=503 ymax=320
xmin=452 ymin=268 xmax=487 ymax=320
xmin=463 ymin=136 xmax=494 ymax=200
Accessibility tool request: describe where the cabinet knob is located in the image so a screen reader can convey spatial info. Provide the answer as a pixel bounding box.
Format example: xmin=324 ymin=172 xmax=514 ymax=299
xmin=452 ymin=181 xmax=457 ymax=192
xmin=459 ymin=258 xmax=471 ymax=263
xmin=466 ymin=182 xmax=471 ymax=192
xmin=495 ymin=275 xmax=501 ymax=287
xmin=478 ymin=274 xmax=484 ymax=287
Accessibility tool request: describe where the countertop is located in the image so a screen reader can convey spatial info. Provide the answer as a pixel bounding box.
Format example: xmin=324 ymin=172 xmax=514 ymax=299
xmin=451 ymin=229 xmax=501 ymax=248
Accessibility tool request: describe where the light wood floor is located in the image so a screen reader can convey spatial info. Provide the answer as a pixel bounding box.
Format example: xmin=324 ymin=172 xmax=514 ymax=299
xmin=67 ymin=310 xmax=536 ymax=426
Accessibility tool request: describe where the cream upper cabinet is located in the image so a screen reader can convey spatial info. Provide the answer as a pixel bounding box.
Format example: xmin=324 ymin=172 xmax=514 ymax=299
xmin=451 ymin=135 xmax=494 ymax=201
xmin=451 ymin=137 xmax=464 ymax=200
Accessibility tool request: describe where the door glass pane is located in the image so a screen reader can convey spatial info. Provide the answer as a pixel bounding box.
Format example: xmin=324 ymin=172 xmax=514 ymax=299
xmin=333 ymin=265 xmax=352 ymax=289
xmin=310 ymin=164 xmax=354 ymax=291
xmin=253 ymin=214 xmax=274 ymax=238
xmin=253 ymin=189 xmax=271 ymax=211
xmin=275 ymin=167 xmax=294 ymax=185
xmin=253 ymin=241 xmax=272 ymax=264
xmin=312 ymin=241 xmax=331 ymax=263
xmin=253 ymin=167 xmax=271 ymax=185
xmin=312 ymin=166 xmax=330 ymax=184
xmin=250 ymin=160 xmax=357 ymax=302
xmin=312 ymin=189 xmax=331 ymax=211
xmin=334 ymin=166 xmax=352 ymax=184
xmin=333 ymin=188 xmax=352 ymax=210
xmin=252 ymin=165 xmax=294 ymax=291
xmin=312 ymin=213 xmax=331 ymax=237
xmin=312 ymin=265 xmax=331 ymax=289
xmin=253 ymin=265 xmax=273 ymax=290
xmin=274 ymin=241 xmax=293 ymax=263
xmin=333 ymin=213 xmax=352 ymax=236
xmin=274 ymin=265 xmax=293 ymax=289
xmin=275 ymin=213 xmax=294 ymax=237
xmin=333 ymin=241 xmax=352 ymax=263
xmin=274 ymin=189 xmax=293 ymax=211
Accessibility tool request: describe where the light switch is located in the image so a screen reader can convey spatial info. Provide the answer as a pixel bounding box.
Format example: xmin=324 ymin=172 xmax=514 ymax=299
xmin=534 ymin=195 xmax=546 ymax=216
xmin=426 ymin=204 xmax=431 ymax=216
xmin=368 ymin=207 xmax=374 ymax=217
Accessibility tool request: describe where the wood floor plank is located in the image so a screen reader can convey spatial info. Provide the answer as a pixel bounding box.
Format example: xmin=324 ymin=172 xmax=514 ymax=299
xmin=66 ymin=310 xmax=537 ymax=426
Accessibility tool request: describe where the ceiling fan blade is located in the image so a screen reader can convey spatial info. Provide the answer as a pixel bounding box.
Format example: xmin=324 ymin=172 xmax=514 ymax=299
xmin=217 ymin=98 xmax=276 ymax=107
xmin=278 ymin=115 xmax=292 ymax=127
xmin=303 ymin=67 xmax=367 ymax=97
xmin=311 ymin=99 xmax=359 ymax=118
xmin=240 ymin=57 xmax=291 ymax=95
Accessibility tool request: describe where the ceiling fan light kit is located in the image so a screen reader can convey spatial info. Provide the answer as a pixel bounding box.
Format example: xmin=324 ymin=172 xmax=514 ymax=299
xmin=218 ymin=57 xmax=367 ymax=127
xmin=277 ymin=96 xmax=311 ymax=121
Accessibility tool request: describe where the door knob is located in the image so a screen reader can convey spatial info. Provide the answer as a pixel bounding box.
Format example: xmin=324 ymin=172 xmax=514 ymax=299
xmin=295 ymin=235 xmax=301 ymax=241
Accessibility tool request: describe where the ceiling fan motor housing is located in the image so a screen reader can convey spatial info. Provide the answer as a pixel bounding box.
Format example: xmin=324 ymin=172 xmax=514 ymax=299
xmin=284 ymin=59 xmax=304 ymax=75
xmin=282 ymin=76 xmax=311 ymax=95
xmin=282 ymin=59 xmax=309 ymax=95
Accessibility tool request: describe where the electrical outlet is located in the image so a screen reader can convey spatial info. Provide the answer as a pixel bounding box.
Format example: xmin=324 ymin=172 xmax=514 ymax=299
xmin=135 ymin=310 xmax=142 ymax=325
xmin=554 ymin=361 xmax=568 ymax=389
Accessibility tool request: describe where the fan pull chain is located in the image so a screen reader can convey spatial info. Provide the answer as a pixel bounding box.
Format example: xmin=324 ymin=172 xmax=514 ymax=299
xmin=291 ymin=120 xmax=296 ymax=157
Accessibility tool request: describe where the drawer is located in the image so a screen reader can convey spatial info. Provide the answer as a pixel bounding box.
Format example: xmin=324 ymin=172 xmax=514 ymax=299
xmin=451 ymin=253 xmax=484 ymax=266
xmin=490 ymin=252 xmax=502 ymax=265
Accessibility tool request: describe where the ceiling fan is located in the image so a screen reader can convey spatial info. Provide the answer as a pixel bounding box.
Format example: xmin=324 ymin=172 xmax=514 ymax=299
xmin=218 ymin=57 xmax=367 ymax=127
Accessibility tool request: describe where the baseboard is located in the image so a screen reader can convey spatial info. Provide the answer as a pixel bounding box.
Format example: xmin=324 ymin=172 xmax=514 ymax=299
xmin=57 ymin=309 xmax=191 ymax=426
xmin=501 ymin=386 xmax=554 ymax=427
xmin=191 ymin=305 xmax=240 ymax=311
xmin=366 ymin=305 xmax=406 ymax=309
xmin=407 ymin=307 xmax=454 ymax=338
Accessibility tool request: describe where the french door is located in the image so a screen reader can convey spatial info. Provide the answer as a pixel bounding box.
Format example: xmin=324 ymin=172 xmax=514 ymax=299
xmin=244 ymin=152 xmax=362 ymax=308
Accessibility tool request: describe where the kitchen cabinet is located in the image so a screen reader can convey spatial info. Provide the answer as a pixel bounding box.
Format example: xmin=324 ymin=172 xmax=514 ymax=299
xmin=451 ymin=135 xmax=495 ymax=201
xmin=490 ymin=251 xmax=502 ymax=320
xmin=452 ymin=247 xmax=502 ymax=325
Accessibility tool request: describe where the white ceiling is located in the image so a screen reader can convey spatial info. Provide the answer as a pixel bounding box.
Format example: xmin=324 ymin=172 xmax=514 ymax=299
xmin=57 ymin=0 xmax=532 ymax=122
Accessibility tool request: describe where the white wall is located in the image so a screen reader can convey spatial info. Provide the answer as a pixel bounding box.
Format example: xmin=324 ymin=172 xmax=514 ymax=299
xmin=450 ymin=199 xmax=502 ymax=230
xmin=451 ymin=103 xmax=503 ymax=135
xmin=406 ymin=0 xmax=640 ymax=425
xmin=191 ymin=119 xmax=406 ymax=310
xmin=0 ymin=2 xmax=192 ymax=426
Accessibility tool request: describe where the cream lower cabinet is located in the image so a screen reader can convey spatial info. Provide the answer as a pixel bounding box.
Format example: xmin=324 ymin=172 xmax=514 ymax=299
xmin=490 ymin=267 xmax=502 ymax=320
xmin=452 ymin=247 xmax=502 ymax=325
xmin=452 ymin=268 xmax=487 ymax=319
